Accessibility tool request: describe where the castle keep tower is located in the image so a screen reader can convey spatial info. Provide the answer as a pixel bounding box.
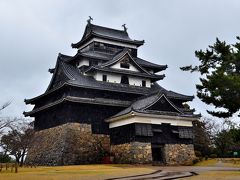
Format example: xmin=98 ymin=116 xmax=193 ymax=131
xmin=24 ymin=21 xmax=198 ymax=165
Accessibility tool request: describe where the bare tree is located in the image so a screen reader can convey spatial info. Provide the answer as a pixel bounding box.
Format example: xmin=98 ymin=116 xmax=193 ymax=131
xmin=0 ymin=101 xmax=11 ymax=111
xmin=0 ymin=102 xmax=15 ymax=135
xmin=1 ymin=122 xmax=34 ymax=166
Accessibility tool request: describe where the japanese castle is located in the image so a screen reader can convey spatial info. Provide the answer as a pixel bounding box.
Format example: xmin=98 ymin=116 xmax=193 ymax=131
xmin=24 ymin=19 xmax=198 ymax=165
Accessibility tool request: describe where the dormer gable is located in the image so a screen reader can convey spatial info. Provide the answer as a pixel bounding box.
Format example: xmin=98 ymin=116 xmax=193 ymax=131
xmin=143 ymin=94 xmax=182 ymax=114
xmin=100 ymin=49 xmax=151 ymax=74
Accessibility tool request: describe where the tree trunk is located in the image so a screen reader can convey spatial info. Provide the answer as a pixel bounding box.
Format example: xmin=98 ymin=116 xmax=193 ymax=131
xmin=20 ymin=150 xmax=26 ymax=167
xmin=15 ymin=157 xmax=20 ymax=164
xmin=15 ymin=153 xmax=21 ymax=165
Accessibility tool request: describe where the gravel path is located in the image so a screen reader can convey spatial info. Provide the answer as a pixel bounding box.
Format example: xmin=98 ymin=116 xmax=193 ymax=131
xmin=106 ymin=160 xmax=240 ymax=180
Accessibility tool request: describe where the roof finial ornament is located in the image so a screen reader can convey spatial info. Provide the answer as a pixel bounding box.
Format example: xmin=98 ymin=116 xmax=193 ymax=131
xmin=87 ymin=16 xmax=93 ymax=24
xmin=122 ymin=24 xmax=127 ymax=32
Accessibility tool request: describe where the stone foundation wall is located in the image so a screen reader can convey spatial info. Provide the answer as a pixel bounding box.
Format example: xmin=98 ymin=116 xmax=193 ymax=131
xmin=26 ymin=123 xmax=195 ymax=166
xmin=25 ymin=123 xmax=110 ymax=166
xmin=163 ymin=144 xmax=196 ymax=165
xmin=111 ymin=142 xmax=152 ymax=164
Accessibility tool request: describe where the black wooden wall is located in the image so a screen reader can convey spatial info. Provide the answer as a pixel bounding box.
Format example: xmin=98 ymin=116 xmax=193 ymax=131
xmin=110 ymin=123 xmax=193 ymax=145
xmin=34 ymin=101 xmax=124 ymax=134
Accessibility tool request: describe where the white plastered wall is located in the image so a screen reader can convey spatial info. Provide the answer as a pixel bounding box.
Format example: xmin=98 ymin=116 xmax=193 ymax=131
xmin=93 ymin=72 xmax=151 ymax=87
xmin=94 ymin=72 xmax=121 ymax=83
xmin=111 ymin=62 xmax=139 ymax=72
xmin=129 ymin=76 xmax=150 ymax=87
xmin=109 ymin=116 xmax=193 ymax=128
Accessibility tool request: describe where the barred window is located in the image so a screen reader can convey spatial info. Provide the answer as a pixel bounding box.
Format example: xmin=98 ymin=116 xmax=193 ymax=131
xmin=135 ymin=124 xmax=153 ymax=136
xmin=102 ymin=74 xmax=107 ymax=82
xmin=178 ymin=127 xmax=194 ymax=139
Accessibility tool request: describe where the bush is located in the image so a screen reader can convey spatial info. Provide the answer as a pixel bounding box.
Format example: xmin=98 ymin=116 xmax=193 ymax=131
xmin=192 ymin=158 xmax=200 ymax=164
xmin=209 ymin=154 xmax=218 ymax=158
xmin=0 ymin=153 xmax=11 ymax=163
xmin=195 ymin=150 xmax=202 ymax=157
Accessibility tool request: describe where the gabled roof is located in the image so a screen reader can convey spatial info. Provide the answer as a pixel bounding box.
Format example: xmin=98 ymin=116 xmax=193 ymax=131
xmin=98 ymin=48 xmax=151 ymax=74
xmin=106 ymin=90 xmax=200 ymax=122
xmin=84 ymin=49 xmax=165 ymax=80
xmin=71 ymin=23 xmax=144 ymax=48
xmin=111 ymin=91 xmax=184 ymax=118
xmin=68 ymin=50 xmax=167 ymax=73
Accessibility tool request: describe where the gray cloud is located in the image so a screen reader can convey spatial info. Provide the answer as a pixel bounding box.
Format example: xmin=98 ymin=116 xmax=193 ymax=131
xmin=0 ymin=0 xmax=239 ymax=119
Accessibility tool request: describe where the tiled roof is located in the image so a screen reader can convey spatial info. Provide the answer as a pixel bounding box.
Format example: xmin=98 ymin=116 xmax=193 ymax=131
xmin=24 ymin=96 xmax=131 ymax=116
xmin=69 ymin=50 xmax=167 ymax=72
xmin=134 ymin=57 xmax=167 ymax=72
xmin=109 ymin=91 xmax=197 ymax=120
xmin=24 ymin=53 xmax=193 ymax=104
xmin=87 ymin=24 xmax=132 ymax=41
xmin=78 ymin=51 xmax=114 ymax=61
xmin=71 ymin=24 xmax=144 ymax=48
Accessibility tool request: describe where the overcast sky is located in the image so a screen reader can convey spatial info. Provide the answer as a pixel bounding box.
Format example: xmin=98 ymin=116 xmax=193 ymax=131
xmin=0 ymin=0 xmax=239 ymax=121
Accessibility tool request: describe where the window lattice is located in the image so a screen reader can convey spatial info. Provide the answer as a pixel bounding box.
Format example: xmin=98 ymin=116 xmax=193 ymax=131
xmin=178 ymin=127 xmax=194 ymax=139
xmin=135 ymin=124 xmax=153 ymax=137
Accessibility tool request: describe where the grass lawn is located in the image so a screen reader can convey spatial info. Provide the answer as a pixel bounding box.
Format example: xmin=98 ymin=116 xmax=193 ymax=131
xmin=194 ymin=159 xmax=218 ymax=166
xmin=1 ymin=159 xmax=240 ymax=180
xmin=188 ymin=158 xmax=240 ymax=180
xmin=185 ymin=171 xmax=240 ymax=180
xmin=194 ymin=158 xmax=240 ymax=167
xmin=0 ymin=164 xmax=154 ymax=180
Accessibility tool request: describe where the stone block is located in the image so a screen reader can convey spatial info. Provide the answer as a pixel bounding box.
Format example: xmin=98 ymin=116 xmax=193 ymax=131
xmin=163 ymin=144 xmax=196 ymax=165
xmin=25 ymin=123 xmax=110 ymax=166
xmin=111 ymin=142 xmax=152 ymax=164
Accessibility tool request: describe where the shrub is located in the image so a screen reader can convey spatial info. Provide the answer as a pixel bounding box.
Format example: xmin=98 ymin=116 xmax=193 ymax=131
xmin=195 ymin=151 xmax=202 ymax=157
xmin=209 ymin=154 xmax=218 ymax=158
xmin=0 ymin=153 xmax=11 ymax=163
xmin=192 ymin=158 xmax=200 ymax=164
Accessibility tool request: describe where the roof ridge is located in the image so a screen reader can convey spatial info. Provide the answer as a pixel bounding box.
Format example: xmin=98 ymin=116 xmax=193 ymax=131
xmin=72 ymin=23 xmax=144 ymax=49
xmin=89 ymin=23 xmax=127 ymax=34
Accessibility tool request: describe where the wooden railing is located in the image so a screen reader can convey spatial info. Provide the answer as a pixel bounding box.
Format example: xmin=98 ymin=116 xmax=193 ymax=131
xmin=0 ymin=163 xmax=18 ymax=173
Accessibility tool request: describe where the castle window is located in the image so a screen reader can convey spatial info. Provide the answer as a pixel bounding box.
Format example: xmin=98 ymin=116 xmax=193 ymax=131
xmin=135 ymin=124 xmax=153 ymax=136
xmin=142 ymin=80 xmax=146 ymax=87
xmin=120 ymin=58 xmax=130 ymax=69
xmin=120 ymin=62 xmax=129 ymax=69
xmin=121 ymin=75 xmax=129 ymax=84
xmin=103 ymin=74 xmax=107 ymax=82
xmin=178 ymin=127 xmax=194 ymax=139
